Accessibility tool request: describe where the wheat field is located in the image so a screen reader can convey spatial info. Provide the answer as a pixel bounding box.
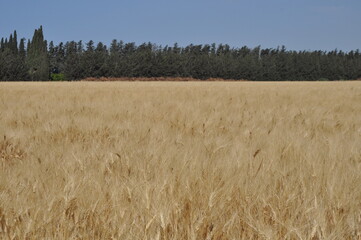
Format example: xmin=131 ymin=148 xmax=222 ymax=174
xmin=0 ymin=81 xmax=361 ymax=239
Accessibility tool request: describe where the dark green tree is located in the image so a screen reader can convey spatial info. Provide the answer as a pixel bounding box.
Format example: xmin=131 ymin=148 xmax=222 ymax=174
xmin=0 ymin=31 xmax=28 ymax=81
xmin=64 ymin=41 xmax=83 ymax=80
xmin=26 ymin=26 xmax=49 ymax=81
xmin=108 ymin=39 xmax=122 ymax=77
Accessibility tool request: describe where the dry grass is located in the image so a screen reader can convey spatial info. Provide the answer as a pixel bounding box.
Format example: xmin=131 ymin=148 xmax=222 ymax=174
xmin=82 ymin=77 xmax=244 ymax=82
xmin=0 ymin=81 xmax=361 ymax=239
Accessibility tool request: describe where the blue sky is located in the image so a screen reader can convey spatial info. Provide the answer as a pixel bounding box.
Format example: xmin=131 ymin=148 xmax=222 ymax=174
xmin=1 ymin=0 xmax=360 ymax=51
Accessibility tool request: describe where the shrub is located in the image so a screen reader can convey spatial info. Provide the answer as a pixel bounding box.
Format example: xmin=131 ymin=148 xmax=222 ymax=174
xmin=51 ymin=73 xmax=65 ymax=81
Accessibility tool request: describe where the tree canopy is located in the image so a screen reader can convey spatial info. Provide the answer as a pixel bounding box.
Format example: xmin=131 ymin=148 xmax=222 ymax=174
xmin=0 ymin=27 xmax=360 ymax=81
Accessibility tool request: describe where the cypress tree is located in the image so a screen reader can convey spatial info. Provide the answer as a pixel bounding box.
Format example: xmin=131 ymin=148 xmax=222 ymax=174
xmin=0 ymin=38 xmax=4 ymax=52
xmin=0 ymin=31 xmax=27 ymax=81
xmin=13 ymin=31 xmax=18 ymax=54
xmin=9 ymin=34 xmax=13 ymax=51
xmin=26 ymin=26 xmax=49 ymax=81
xmin=16 ymin=38 xmax=29 ymax=80
xmin=4 ymin=38 xmax=8 ymax=48
xmin=0 ymin=39 xmax=3 ymax=79
xmin=19 ymin=38 xmax=26 ymax=57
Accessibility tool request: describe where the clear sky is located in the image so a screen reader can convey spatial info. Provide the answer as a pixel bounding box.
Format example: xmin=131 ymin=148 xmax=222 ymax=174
xmin=1 ymin=0 xmax=360 ymax=51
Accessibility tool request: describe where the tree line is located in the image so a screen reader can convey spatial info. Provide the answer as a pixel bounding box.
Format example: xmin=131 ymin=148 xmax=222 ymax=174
xmin=1 ymin=26 xmax=361 ymax=81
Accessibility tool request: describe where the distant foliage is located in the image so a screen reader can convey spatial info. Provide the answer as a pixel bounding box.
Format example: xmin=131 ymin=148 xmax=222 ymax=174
xmin=0 ymin=27 xmax=361 ymax=81
xmin=0 ymin=31 xmax=28 ymax=81
xmin=50 ymin=73 xmax=65 ymax=81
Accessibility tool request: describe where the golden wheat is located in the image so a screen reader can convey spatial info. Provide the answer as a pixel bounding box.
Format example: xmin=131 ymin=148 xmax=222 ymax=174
xmin=0 ymin=81 xmax=361 ymax=239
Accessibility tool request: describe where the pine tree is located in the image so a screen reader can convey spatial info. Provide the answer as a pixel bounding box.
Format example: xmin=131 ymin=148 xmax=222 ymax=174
xmin=64 ymin=41 xmax=83 ymax=80
xmin=81 ymin=40 xmax=96 ymax=77
xmin=77 ymin=40 xmax=83 ymax=54
xmin=93 ymin=42 xmax=109 ymax=77
xmin=48 ymin=41 xmax=57 ymax=74
xmin=108 ymin=39 xmax=121 ymax=77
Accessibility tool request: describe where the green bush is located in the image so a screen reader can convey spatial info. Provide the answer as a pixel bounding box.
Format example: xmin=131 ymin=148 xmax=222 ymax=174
xmin=51 ymin=73 xmax=65 ymax=81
